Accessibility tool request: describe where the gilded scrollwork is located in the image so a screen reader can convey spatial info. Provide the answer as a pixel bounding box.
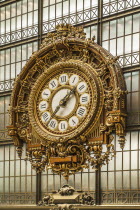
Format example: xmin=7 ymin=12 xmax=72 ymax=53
xmin=7 ymin=24 xmax=127 ymax=179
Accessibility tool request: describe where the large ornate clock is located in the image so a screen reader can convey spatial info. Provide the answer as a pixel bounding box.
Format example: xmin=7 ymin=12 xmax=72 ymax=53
xmin=8 ymin=24 xmax=127 ymax=179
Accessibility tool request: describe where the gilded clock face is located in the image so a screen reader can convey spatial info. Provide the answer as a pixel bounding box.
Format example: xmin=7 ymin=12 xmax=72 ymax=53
xmin=37 ymin=72 xmax=91 ymax=134
xmin=28 ymin=61 xmax=102 ymax=142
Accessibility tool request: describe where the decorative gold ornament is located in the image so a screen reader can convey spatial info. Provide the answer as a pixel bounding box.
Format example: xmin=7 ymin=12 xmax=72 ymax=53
xmin=7 ymin=24 xmax=127 ymax=179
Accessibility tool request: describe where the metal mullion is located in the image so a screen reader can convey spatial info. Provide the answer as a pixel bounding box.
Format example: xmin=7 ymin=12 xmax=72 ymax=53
xmin=114 ymin=134 xmax=117 ymax=203
xmin=8 ymin=144 xmax=10 ymax=203
xmin=3 ymin=145 xmax=5 ymax=202
xmin=107 ymin=162 xmax=109 ymax=203
xmin=76 ymin=0 xmax=77 ymax=24
xmin=131 ymin=14 xmax=133 ymax=67
xmin=129 ymin=131 xmax=132 ymax=202
xmin=61 ymin=0 xmax=63 ymax=23
xmin=21 ymin=0 xmax=23 ymax=41
xmin=15 ymin=0 xmax=17 ymax=43
xmin=116 ymin=18 xmax=118 ymax=56
xmin=68 ymin=0 xmax=70 ymax=24
xmin=33 ymin=0 xmax=35 ymax=29
xmin=48 ymin=0 xmax=50 ymax=32
xmin=138 ymin=131 xmax=140 ymax=192
xmin=25 ymin=145 xmax=27 ymax=199
xmin=20 ymin=153 xmax=21 ymax=197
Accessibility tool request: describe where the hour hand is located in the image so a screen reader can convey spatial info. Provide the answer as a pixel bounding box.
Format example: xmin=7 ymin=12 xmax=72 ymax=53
xmin=46 ymin=105 xmax=60 ymax=125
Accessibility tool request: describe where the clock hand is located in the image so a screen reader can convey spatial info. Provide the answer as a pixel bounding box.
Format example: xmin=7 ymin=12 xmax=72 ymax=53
xmin=59 ymin=86 xmax=76 ymax=107
xmin=46 ymin=105 xmax=60 ymax=125
xmin=47 ymin=86 xmax=76 ymax=126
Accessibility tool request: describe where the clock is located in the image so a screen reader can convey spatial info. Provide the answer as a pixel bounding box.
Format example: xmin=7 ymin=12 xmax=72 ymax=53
xmin=8 ymin=24 xmax=127 ymax=178
xmin=28 ymin=61 xmax=103 ymax=142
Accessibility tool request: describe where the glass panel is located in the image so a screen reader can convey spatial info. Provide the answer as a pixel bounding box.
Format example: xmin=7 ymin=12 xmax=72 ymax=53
xmin=84 ymin=0 xmax=90 ymax=9
xmin=92 ymin=0 xmax=98 ymax=6
xmin=110 ymin=20 xmax=116 ymax=39
xmin=116 ymin=172 xmax=122 ymax=189
xmin=70 ymin=0 xmax=76 ymax=13
xmin=22 ymin=0 xmax=28 ymax=14
xmin=131 ymin=151 xmax=137 ymax=170
xmin=6 ymin=5 xmax=10 ymax=19
xmin=132 ymin=92 xmax=139 ymax=111
xmin=63 ymin=1 xmax=68 ymax=16
xmin=34 ymin=10 xmax=38 ymax=24
xmin=91 ymin=25 xmax=97 ymax=41
xmin=1 ymin=21 xmax=5 ymax=34
xmin=0 ymin=114 xmax=4 ymax=130
xmin=123 ymin=171 xmax=130 ymax=189
xmin=50 ymin=5 xmax=55 ymax=20
xmin=28 ymin=0 xmax=33 ymax=12
xmin=101 ymin=172 xmax=107 ymax=190
xmin=127 ymin=93 xmax=131 ymax=112
xmin=125 ymin=35 xmax=131 ymax=54
xmin=84 ymin=27 xmax=90 ymax=38
xmin=43 ymin=7 xmax=48 ymax=21
xmin=43 ymin=0 xmax=49 ymax=7
xmin=4 ymin=177 xmax=9 ymax=193
xmin=10 ymin=161 xmax=14 ymax=176
xmin=132 ymin=71 xmax=139 ymax=92
xmin=102 ymin=41 xmax=109 ymax=51
xmin=11 ymin=17 xmax=16 ymax=31
xmin=82 ymin=173 xmax=89 ymax=190
xmin=1 ymin=7 xmax=5 ymax=21
xmin=0 ymin=162 xmax=4 ymax=177
xmin=77 ymin=0 xmax=83 ymax=11
xmin=131 ymin=131 xmax=138 ymax=150
xmin=0 ymin=178 xmax=4 ymax=192
xmin=22 ymin=14 xmax=27 ymax=28
xmin=28 ymin=12 xmax=33 ymax=26
xmin=133 ymin=13 xmax=140 ymax=33
xmin=108 ymin=172 xmax=114 ymax=190
xmin=17 ymin=16 xmax=21 ymax=29
xmin=90 ymin=173 xmax=95 ymax=190
xmin=131 ymin=171 xmax=138 ymax=189
xmin=124 ymin=72 xmax=131 ymax=92
xmin=6 ymin=19 xmax=10 ymax=33
xmin=11 ymin=3 xmax=16 ymax=17
xmin=125 ymin=16 xmax=132 ymax=35
xmin=116 ymin=152 xmax=122 ymax=170
xmin=10 ymin=177 xmax=14 ymax=192
xmin=17 ymin=1 xmax=22 ymax=15
xmin=123 ymin=151 xmax=130 ymax=170
xmin=117 ymin=18 xmax=124 ymax=37
xmin=0 ymin=97 xmax=4 ymax=113
xmin=102 ymin=22 xmax=109 ymax=41
xmin=75 ymin=173 xmax=81 ymax=190
xmin=133 ymin=33 xmax=139 ymax=52
xmin=110 ymin=39 xmax=116 ymax=56
xmin=5 ymin=161 xmax=9 ymax=176
xmin=56 ymin=3 xmax=62 ymax=18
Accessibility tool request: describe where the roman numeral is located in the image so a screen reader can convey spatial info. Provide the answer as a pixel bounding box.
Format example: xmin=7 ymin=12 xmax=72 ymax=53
xmin=50 ymin=81 xmax=56 ymax=88
xmin=61 ymin=123 xmax=65 ymax=129
xmin=42 ymin=113 xmax=49 ymax=122
xmin=43 ymin=92 xmax=49 ymax=96
xmin=72 ymin=119 xmax=76 ymax=125
xmin=60 ymin=76 xmax=66 ymax=83
xmin=49 ymin=120 xmax=56 ymax=128
xmin=72 ymin=77 xmax=76 ymax=83
xmin=81 ymin=96 xmax=88 ymax=102
xmin=41 ymin=103 xmax=46 ymax=108
xmin=79 ymin=84 xmax=85 ymax=91
xmin=78 ymin=107 xmax=85 ymax=116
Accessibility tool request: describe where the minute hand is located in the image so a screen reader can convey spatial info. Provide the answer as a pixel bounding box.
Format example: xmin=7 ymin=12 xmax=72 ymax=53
xmin=59 ymin=86 xmax=76 ymax=107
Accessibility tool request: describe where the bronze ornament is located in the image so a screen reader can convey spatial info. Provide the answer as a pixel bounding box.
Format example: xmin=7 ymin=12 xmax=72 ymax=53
xmin=7 ymin=24 xmax=127 ymax=180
